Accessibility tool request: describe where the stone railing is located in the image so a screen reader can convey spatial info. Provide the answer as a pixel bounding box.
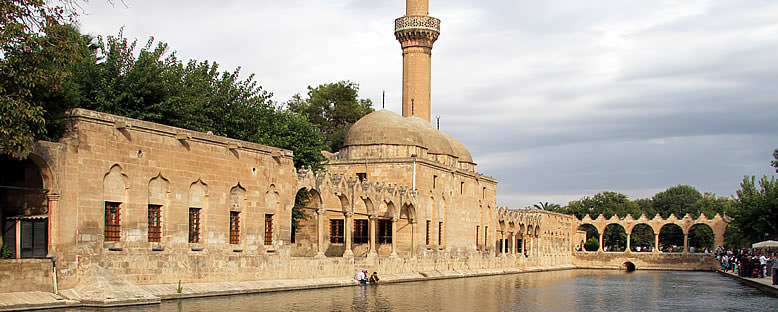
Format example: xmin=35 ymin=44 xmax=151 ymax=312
xmin=394 ymin=15 xmax=440 ymax=33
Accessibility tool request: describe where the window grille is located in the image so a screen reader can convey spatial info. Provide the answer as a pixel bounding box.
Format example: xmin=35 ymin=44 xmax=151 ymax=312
xmin=230 ymin=211 xmax=240 ymax=244
xmin=189 ymin=208 xmax=201 ymax=243
xmin=354 ymin=219 xmax=368 ymax=244
xmin=378 ymin=219 xmax=392 ymax=244
xmin=426 ymin=220 xmax=431 ymax=245
xmin=330 ymin=219 xmax=344 ymax=243
xmin=148 ymin=205 xmax=161 ymax=242
xmin=264 ymin=214 xmax=273 ymax=245
xmin=105 ymin=202 xmax=121 ymax=241
xmin=438 ymin=221 xmax=443 ymax=246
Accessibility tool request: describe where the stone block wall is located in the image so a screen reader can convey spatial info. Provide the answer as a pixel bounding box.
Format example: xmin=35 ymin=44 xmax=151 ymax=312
xmin=0 ymin=259 xmax=53 ymax=292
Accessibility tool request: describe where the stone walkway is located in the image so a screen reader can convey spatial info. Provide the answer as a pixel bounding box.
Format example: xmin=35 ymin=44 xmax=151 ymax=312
xmin=0 ymin=291 xmax=77 ymax=311
xmin=718 ymin=270 xmax=778 ymax=296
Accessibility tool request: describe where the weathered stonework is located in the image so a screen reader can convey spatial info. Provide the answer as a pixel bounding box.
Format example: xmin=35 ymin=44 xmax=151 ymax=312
xmin=0 ymin=1 xmax=730 ymax=307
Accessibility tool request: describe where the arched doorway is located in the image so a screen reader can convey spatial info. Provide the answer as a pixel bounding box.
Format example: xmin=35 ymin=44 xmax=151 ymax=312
xmin=291 ymin=188 xmax=321 ymax=257
xmin=0 ymin=156 xmax=49 ymax=259
xmin=603 ymin=224 xmax=627 ymax=252
xmin=578 ymin=224 xmax=599 ymax=252
xmin=630 ymin=223 xmax=654 ymax=252
xmin=688 ymin=223 xmax=714 ymax=253
xmin=659 ymin=224 xmax=684 ymax=253
xmin=397 ymin=203 xmax=416 ymax=258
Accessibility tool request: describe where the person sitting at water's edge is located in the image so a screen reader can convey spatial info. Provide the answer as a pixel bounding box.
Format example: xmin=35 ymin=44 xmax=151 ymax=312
xmin=369 ymin=272 xmax=380 ymax=285
xmin=354 ymin=269 xmax=368 ymax=284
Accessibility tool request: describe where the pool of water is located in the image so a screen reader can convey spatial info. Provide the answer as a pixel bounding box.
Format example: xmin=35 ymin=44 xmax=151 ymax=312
xmin=59 ymin=270 xmax=777 ymax=312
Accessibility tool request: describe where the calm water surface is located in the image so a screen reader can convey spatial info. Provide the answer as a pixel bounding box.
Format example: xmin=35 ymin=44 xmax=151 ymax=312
xmin=62 ymin=270 xmax=777 ymax=312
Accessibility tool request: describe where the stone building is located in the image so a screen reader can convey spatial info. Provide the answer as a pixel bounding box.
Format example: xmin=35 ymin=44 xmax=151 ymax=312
xmin=0 ymin=0 xmax=725 ymax=302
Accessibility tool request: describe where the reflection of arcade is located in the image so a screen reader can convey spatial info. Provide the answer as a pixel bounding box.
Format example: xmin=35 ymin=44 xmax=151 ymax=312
xmin=1 ymin=156 xmax=50 ymax=259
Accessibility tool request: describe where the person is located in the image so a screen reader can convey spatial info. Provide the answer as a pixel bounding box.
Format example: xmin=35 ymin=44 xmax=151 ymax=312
xmin=760 ymin=254 xmax=769 ymax=278
xmin=354 ymin=269 xmax=368 ymax=285
xmin=369 ymin=272 xmax=380 ymax=285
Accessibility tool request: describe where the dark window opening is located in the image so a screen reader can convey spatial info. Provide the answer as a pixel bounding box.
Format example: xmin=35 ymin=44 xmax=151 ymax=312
xmin=354 ymin=219 xmax=368 ymax=244
xmin=433 ymin=175 xmax=438 ymax=189
xmin=426 ymin=220 xmax=431 ymax=245
xmin=264 ymin=214 xmax=273 ymax=245
xmin=148 ymin=205 xmax=161 ymax=242
xmin=484 ymin=226 xmax=488 ymax=249
xmin=438 ymin=221 xmax=443 ymax=246
xmin=188 ymin=208 xmax=201 ymax=243
xmin=330 ymin=219 xmax=344 ymax=243
xmin=378 ymin=219 xmax=392 ymax=244
xmin=460 ymin=182 xmax=464 ymax=194
xmin=230 ymin=211 xmax=240 ymax=244
xmin=356 ymin=173 xmax=367 ymax=183
xmin=104 ymin=202 xmax=121 ymax=241
xmin=517 ymin=239 xmax=523 ymax=253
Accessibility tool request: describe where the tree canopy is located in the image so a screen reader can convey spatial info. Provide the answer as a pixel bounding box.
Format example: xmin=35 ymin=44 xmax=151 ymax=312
xmin=1 ymin=0 xmax=84 ymax=158
xmin=2 ymin=17 xmax=331 ymax=170
xmin=287 ymin=81 xmax=374 ymax=152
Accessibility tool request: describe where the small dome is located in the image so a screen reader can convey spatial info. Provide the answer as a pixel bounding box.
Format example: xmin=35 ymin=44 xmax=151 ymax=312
xmin=404 ymin=116 xmax=455 ymax=156
xmin=343 ymin=110 xmax=425 ymax=148
xmin=441 ymin=133 xmax=473 ymax=163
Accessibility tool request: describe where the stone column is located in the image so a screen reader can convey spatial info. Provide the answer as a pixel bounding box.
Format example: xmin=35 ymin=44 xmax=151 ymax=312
xmin=523 ymin=236 xmax=527 ymax=256
xmin=509 ymin=232 xmax=515 ymax=256
xmin=499 ymin=232 xmax=505 ymax=256
xmin=343 ymin=212 xmax=354 ymax=258
xmin=683 ymin=232 xmax=689 ymax=254
xmin=390 ymin=217 xmax=398 ymax=257
xmin=367 ymin=216 xmax=377 ymax=257
xmin=598 ymin=232 xmax=604 ymax=252
xmin=626 ymin=233 xmax=631 ymax=253
xmin=654 ymin=233 xmax=660 ymax=253
xmin=46 ymin=193 xmax=60 ymax=255
xmin=410 ymin=219 xmax=416 ymax=258
xmin=315 ymin=209 xmax=326 ymax=258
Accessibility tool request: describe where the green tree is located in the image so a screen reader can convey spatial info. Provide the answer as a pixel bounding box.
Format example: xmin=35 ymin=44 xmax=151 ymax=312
xmin=564 ymin=191 xmax=641 ymax=219
xmin=287 ymin=81 xmax=374 ymax=152
xmin=771 ymin=148 xmax=778 ymax=173
xmin=729 ymin=176 xmax=778 ymax=244
xmin=651 ymin=185 xmax=703 ymax=218
xmin=584 ymin=237 xmax=599 ymax=251
xmin=1 ymin=0 xmax=84 ymax=157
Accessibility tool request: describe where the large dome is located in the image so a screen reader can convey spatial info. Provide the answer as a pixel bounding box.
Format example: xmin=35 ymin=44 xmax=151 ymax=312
xmin=344 ymin=110 xmax=473 ymax=163
xmin=343 ymin=110 xmax=425 ymax=148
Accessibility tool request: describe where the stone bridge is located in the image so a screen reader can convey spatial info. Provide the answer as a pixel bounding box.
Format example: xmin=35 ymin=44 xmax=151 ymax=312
xmin=577 ymin=213 xmax=729 ymax=253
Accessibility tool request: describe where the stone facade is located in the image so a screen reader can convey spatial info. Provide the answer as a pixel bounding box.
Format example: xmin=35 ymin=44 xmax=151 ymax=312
xmin=0 ymin=0 xmax=728 ymax=303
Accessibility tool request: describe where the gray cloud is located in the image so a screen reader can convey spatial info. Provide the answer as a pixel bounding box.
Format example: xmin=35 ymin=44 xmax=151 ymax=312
xmin=78 ymin=0 xmax=778 ymax=209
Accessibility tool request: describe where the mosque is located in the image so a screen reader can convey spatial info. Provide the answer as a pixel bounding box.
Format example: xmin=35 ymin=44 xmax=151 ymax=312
xmin=0 ymin=0 xmax=724 ymax=302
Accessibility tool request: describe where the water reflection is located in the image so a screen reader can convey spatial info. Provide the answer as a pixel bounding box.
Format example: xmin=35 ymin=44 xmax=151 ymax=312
xmin=57 ymin=270 xmax=777 ymax=312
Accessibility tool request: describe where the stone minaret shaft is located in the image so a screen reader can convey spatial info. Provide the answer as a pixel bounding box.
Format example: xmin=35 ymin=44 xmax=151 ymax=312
xmin=395 ymin=0 xmax=440 ymax=122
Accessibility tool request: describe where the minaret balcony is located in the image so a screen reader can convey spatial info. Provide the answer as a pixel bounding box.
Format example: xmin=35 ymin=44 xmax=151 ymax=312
xmin=395 ymin=15 xmax=440 ymax=33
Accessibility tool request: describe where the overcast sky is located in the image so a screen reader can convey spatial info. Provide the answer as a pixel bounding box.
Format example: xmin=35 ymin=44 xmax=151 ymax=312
xmin=77 ymin=0 xmax=778 ymax=209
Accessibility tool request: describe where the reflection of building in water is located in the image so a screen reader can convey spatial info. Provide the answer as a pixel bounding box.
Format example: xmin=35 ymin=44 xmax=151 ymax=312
xmin=0 ymin=0 xmax=726 ymax=302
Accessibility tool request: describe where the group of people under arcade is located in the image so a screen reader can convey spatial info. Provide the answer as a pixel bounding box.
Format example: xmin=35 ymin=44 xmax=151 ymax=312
xmin=716 ymin=247 xmax=778 ymax=284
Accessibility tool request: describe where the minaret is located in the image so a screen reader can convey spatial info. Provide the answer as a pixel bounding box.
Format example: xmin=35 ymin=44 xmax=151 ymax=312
xmin=395 ymin=0 xmax=440 ymax=122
